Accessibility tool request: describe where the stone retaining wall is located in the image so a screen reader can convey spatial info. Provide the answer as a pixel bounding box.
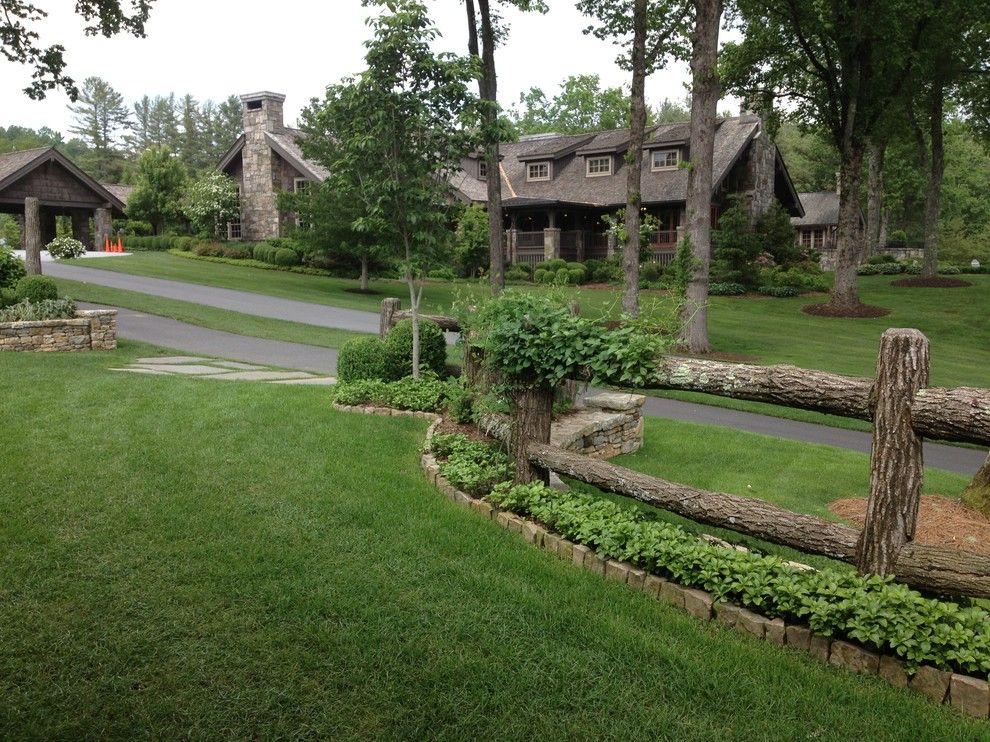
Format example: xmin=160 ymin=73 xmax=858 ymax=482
xmin=419 ymin=418 xmax=990 ymax=721
xmin=0 ymin=310 xmax=117 ymax=352
xmin=553 ymin=392 xmax=645 ymax=458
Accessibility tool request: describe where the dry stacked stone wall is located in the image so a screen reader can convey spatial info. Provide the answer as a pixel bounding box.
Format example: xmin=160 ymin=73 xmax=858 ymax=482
xmin=0 ymin=310 xmax=117 ymax=352
xmin=552 ymin=392 xmax=646 ymax=458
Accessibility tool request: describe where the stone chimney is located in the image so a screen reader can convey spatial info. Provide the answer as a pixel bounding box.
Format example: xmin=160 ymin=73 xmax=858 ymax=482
xmin=238 ymin=92 xmax=286 ymax=240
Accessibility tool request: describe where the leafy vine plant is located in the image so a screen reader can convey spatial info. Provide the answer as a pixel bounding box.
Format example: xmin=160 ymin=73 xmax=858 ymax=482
xmin=459 ymin=291 xmax=681 ymax=483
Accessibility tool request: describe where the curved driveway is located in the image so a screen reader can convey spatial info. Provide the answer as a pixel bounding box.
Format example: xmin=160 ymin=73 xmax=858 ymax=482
xmin=62 ymin=263 xmax=987 ymax=476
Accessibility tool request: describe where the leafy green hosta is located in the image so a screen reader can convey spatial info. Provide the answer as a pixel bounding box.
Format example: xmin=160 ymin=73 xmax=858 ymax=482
xmin=430 ymin=432 xmax=513 ymax=496
xmin=487 ymin=481 xmax=990 ymax=677
xmin=330 ymin=375 xmax=454 ymax=413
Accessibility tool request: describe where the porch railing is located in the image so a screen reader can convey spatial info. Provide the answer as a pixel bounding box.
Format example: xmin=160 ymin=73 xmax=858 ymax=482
xmin=516 ymin=231 xmax=544 ymax=248
xmin=586 ymin=232 xmax=609 ymax=260
xmin=559 ymin=230 xmax=581 ymax=262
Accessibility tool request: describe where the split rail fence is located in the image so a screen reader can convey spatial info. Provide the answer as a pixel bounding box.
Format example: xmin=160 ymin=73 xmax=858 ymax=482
xmin=380 ymin=298 xmax=990 ymax=598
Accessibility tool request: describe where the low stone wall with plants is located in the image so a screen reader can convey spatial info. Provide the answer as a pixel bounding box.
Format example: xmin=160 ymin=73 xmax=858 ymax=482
xmin=417 ymin=421 xmax=990 ymax=721
xmin=0 ymin=310 xmax=117 ymax=352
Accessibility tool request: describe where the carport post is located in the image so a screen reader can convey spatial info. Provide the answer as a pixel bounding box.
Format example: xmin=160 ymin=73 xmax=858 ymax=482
xmin=23 ymin=197 xmax=43 ymax=275
xmin=95 ymin=207 xmax=112 ymax=252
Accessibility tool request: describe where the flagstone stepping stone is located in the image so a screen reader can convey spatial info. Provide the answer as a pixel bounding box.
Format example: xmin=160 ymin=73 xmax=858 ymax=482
xmin=136 ymin=356 xmax=213 ymax=364
xmin=132 ymin=364 xmax=234 ymax=375
xmin=202 ymin=370 xmax=315 ymax=381
xmin=110 ymin=367 xmax=171 ymax=375
xmin=212 ymin=361 xmax=269 ymax=371
xmin=271 ymin=377 xmax=338 ymax=385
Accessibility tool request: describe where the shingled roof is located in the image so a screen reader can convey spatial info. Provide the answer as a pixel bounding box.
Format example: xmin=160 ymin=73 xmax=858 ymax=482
xmin=792 ymin=191 xmax=840 ymax=227
xmin=0 ymin=147 xmax=126 ymax=212
xmin=452 ymin=116 xmax=791 ymax=210
xmin=216 ymin=128 xmax=330 ymax=183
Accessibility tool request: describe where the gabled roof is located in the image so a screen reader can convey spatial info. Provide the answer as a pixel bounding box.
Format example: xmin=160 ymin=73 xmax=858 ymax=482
xmin=216 ymin=129 xmax=330 ymax=182
xmin=0 ymin=147 xmax=126 ymax=211
xmin=452 ymin=116 xmax=781 ymax=210
xmin=792 ymin=191 xmax=840 ymax=227
xmin=102 ymin=183 xmax=135 ymax=207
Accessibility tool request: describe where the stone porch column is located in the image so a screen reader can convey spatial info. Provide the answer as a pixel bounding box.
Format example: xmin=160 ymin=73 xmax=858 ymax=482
xmin=71 ymin=211 xmax=92 ymax=250
xmin=23 ymin=197 xmax=42 ymax=275
xmin=94 ymin=208 xmax=112 ymax=251
xmin=543 ymin=228 xmax=561 ymax=261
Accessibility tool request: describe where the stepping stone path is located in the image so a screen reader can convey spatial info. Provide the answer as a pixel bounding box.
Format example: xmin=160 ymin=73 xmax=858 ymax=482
xmin=110 ymin=357 xmax=336 ymax=385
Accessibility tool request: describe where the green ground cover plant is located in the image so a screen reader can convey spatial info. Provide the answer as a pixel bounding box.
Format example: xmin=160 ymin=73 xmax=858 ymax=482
xmin=0 ymin=297 xmax=75 ymax=322
xmin=0 ymin=343 xmax=984 ymax=737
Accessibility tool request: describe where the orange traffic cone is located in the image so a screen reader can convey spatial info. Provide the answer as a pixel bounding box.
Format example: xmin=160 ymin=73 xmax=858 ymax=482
xmin=104 ymin=237 xmax=110 ymax=252
xmin=116 ymin=237 xmax=123 ymax=253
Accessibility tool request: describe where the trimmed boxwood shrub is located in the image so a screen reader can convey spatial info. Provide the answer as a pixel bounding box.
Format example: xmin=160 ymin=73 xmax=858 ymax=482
xmin=939 ymin=265 xmax=961 ymax=275
xmin=14 ymin=275 xmax=58 ymax=303
xmin=535 ymin=258 xmax=567 ymax=273
xmin=709 ymin=282 xmax=747 ymax=296
xmin=273 ymin=248 xmax=301 ymax=266
xmin=505 ymin=265 xmax=530 ymax=282
xmin=758 ymin=285 xmax=800 ymax=298
xmin=0 ymin=287 xmax=17 ymax=308
xmin=337 ymin=336 xmax=389 ymax=382
xmin=384 ymin=318 xmax=446 ymax=380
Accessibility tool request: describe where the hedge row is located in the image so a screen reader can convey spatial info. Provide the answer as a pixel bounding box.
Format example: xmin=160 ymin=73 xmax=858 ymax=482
xmin=122 ymin=235 xmax=195 ymax=251
xmin=167 ymin=249 xmax=335 ymax=277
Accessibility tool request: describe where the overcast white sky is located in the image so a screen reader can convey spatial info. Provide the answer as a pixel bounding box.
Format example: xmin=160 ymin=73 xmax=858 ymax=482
xmin=2 ymin=0 xmax=738 ymax=136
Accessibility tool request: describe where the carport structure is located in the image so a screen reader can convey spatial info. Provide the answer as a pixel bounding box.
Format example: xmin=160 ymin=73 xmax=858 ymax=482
xmin=0 ymin=147 xmax=126 ymax=273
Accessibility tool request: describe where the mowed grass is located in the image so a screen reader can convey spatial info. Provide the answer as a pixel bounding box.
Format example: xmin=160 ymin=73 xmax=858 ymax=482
xmin=0 ymin=344 xmax=984 ymax=739
xmin=64 ymin=252 xmax=990 ymax=387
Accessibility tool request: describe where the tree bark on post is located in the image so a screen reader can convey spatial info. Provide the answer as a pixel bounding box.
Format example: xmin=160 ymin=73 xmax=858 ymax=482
xmin=829 ymin=148 xmax=866 ymax=309
xmin=380 ymin=297 xmax=401 ymax=339
xmin=23 ymin=197 xmax=42 ymax=275
xmin=511 ymin=382 xmax=554 ymax=485
xmin=962 ymin=452 xmax=990 ymax=516
xmin=621 ymin=0 xmax=649 ymax=318
xmin=858 ymin=329 xmax=930 ymax=576
xmin=682 ymin=0 xmax=722 ymax=353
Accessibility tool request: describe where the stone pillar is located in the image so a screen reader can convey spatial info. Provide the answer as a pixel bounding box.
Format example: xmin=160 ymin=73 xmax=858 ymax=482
xmin=23 ymin=197 xmax=42 ymax=275
xmin=71 ymin=211 xmax=92 ymax=250
xmin=543 ymin=228 xmax=561 ymax=261
xmin=95 ymin=208 xmax=112 ymax=251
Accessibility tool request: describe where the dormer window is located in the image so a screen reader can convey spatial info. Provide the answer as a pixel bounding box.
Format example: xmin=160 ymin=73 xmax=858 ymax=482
xmin=527 ymin=161 xmax=551 ymax=182
xmin=651 ymin=148 xmax=680 ymax=171
xmin=478 ymin=159 xmax=488 ymax=179
xmin=586 ymin=155 xmax=612 ymax=177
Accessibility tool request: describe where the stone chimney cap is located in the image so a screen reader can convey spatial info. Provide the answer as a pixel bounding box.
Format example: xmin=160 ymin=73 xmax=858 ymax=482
xmin=239 ymin=91 xmax=287 ymax=104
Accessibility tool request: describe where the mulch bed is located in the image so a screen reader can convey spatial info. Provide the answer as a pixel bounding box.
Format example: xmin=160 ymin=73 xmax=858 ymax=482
xmin=890 ymin=276 xmax=973 ymax=289
xmin=802 ymin=302 xmax=891 ymax=319
xmin=436 ymin=419 xmax=496 ymax=443
xmin=829 ymin=496 xmax=990 ymax=556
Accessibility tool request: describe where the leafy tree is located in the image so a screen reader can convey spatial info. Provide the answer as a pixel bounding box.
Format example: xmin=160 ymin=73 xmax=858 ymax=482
xmin=464 ymin=0 xmax=547 ymax=296
xmin=723 ymin=0 xmax=934 ymax=312
xmin=0 ymin=0 xmax=153 ymax=100
xmin=126 ymin=146 xmax=187 ymax=235
xmin=578 ymin=0 xmax=691 ymax=317
xmin=454 ymin=204 xmax=490 ymax=277
xmin=183 ymin=171 xmax=239 ymax=239
xmin=303 ymin=0 xmax=478 ymax=377
xmin=511 ymin=74 xmax=630 ymax=134
xmin=68 ymin=76 xmax=131 ymax=180
xmin=653 ymin=95 xmax=690 ymax=123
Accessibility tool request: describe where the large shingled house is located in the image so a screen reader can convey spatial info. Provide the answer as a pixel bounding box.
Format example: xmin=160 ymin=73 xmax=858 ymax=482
xmin=790 ymin=191 xmax=867 ymax=270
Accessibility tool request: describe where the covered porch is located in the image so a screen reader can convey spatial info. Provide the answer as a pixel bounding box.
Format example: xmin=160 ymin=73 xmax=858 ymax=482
xmin=503 ymin=200 xmax=685 ymax=267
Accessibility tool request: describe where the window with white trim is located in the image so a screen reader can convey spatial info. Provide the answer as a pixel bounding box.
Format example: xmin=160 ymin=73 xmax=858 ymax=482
xmin=651 ymin=148 xmax=680 ymax=170
xmin=478 ymin=160 xmax=488 ymax=179
xmin=527 ymin=161 xmax=551 ymax=181
xmin=293 ymin=177 xmax=309 ymax=194
xmin=227 ymin=186 xmax=242 ymax=240
xmin=586 ymin=155 xmax=612 ymax=177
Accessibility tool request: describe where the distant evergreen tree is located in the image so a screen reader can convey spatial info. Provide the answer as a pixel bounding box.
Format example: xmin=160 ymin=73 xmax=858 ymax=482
xmin=68 ymin=77 xmax=131 ymax=180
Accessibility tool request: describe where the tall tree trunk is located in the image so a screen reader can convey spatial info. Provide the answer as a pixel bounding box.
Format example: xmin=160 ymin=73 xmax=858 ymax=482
xmin=865 ymin=141 xmax=885 ymax=259
xmin=683 ymin=0 xmax=721 ymax=353
xmin=402 ymin=231 xmax=420 ymax=380
xmin=621 ymin=0 xmax=649 ymax=317
xmin=360 ymin=255 xmax=369 ymax=292
xmin=469 ymin=0 xmax=505 ymax=296
xmin=829 ymin=147 xmax=865 ymax=309
xmin=921 ymin=81 xmax=945 ymax=279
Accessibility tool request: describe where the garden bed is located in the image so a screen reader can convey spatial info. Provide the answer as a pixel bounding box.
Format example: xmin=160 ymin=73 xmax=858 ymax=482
xmin=891 ymin=276 xmax=973 ymax=289
xmin=802 ymin=302 xmax=892 ymax=318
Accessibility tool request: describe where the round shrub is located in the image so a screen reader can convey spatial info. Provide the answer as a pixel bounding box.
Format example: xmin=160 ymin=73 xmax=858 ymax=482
xmin=505 ymin=265 xmax=530 ymax=282
xmin=708 ymin=282 xmax=747 ymax=296
xmin=857 ymin=264 xmax=881 ymax=276
xmin=174 ymin=236 xmax=194 ymax=251
xmin=384 ymin=318 xmax=446 ymax=380
xmin=46 ymin=235 xmax=86 ymax=259
xmin=534 ymin=268 xmax=552 ymax=284
xmin=0 ymin=287 xmax=16 ymax=308
xmin=567 ymin=265 xmax=587 ymax=284
xmin=273 ymin=248 xmax=301 ymax=266
xmin=592 ymin=263 xmax=621 ymax=283
xmin=939 ymin=265 xmax=961 ymax=275
xmin=0 ymin=246 xmax=26 ymax=288
xmin=639 ymin=262 xmax=664 ymax=283
xmin=428 ymin=266 xmax=457 ymax=281
xmin=553 ymin=267 xmax=571 ymax=285
xmin=535 ymin=258 xmax=567 ymax=273
xmin=337 ymin=336 xmax=389 ymax=382
xmin=14 ymin=275 xmax=58 ymax=303
xmin=758 ymin=285 xmax=799 ymax=298
xmin=877 ymin=262 xmax=903 ymax=275
xmin=252 ymin=243 xmax=269 ymax=262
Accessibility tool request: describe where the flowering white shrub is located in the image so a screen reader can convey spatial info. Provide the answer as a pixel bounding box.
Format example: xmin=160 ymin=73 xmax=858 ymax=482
xmin=183 ymin=172 xmax=240 ymax=239
xmin=46 ymin=235 xmax=87 ymax=259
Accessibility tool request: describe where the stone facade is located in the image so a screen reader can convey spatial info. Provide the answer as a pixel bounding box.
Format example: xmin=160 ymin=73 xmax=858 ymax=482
xmin=551 ymin=392 xmax=646 ymax=458
xmin=0 ymin=310 xmax=117 ymax=352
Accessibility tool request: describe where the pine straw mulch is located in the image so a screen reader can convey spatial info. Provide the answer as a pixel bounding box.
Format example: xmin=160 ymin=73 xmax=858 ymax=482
xmin=829 ymin=496 xmax=990 ymax=556
xmin=802 ymin=301 xmax=891 ymax=318
xmin=890 ymin=276 xmax=973 ymax=289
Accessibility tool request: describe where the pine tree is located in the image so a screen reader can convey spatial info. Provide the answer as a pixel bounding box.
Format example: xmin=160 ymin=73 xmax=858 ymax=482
xmin=67 ymin=77 xmax=131 ymax=180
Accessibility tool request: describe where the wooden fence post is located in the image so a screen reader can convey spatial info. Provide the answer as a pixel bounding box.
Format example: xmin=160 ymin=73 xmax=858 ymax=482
xmin=858 ymin=329 xmax=930 ymax=576
xmin=380 ymin=298 xmax=400 ymax=339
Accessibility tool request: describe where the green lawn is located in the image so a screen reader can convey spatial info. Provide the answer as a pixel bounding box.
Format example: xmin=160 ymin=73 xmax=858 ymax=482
xmin=1 ymin=343 xmax=983 ymax=739
xmin=64 ymin=252 xmax=990 ymax=387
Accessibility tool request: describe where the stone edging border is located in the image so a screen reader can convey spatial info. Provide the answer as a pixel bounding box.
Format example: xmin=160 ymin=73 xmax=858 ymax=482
xmin=330 ymin=403 xmax=990 ymax=720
